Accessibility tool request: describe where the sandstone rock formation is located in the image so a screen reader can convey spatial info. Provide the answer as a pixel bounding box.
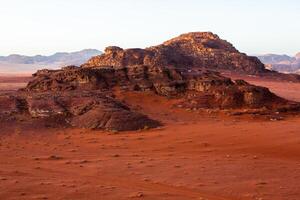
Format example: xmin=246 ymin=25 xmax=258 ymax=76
xmin=1 ymin=32 xmax=300 ymax=131
xmin=0 ymin=91 xmax=160 ymax=131
xmin=24 ymin=65 xmax=298 ymax=111
xmin=83 ymin=32 xmax=267 ymax=74
xmin=84 ymin=32 xmax=300 ymax=81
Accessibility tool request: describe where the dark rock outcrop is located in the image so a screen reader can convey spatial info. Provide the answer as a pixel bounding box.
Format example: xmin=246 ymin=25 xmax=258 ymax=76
xmin=0 ymin=91 xmax=160 ymax=131
xmin=25 ymin=64 xmax=297 ymax=111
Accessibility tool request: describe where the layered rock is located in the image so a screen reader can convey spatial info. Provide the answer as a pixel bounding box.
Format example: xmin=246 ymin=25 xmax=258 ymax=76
xmin=0 ymin=91 xmax=160 ymax=131
xmin=25 ymin=64 xmax=297 ymax=110
xmin=83 ymin=32 xmax=300 ymax=81
xmin=83 ymin=32 xmax=267 ymax=74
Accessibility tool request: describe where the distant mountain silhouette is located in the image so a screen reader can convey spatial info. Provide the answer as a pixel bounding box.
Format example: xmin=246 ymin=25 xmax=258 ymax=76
xmin=257 ymin=53 xmax=300 ymax=74
xmin=0 ymin=49 xmax=102 ymax=74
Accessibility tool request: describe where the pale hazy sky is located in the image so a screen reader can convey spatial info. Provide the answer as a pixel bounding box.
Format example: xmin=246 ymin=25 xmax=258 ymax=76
xmin=0 ymin=0 xmax=299 ymax=56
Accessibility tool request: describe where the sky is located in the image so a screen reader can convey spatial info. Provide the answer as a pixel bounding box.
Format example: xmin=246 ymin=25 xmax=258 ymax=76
xmin=0 ymin=0 xmax=299 ymax=56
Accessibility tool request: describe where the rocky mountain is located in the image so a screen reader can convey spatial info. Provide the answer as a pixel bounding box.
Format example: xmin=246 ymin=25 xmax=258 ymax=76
xmin=84 ymin=32 xmax=300 ymax=81
xmin=1 ymin=32 xmax=300 ymax=131
xmin=0 ymin=49 xmax=102 ymax=74
xmin=84 ymin=32 xmax=267 ymax=74
xmin=257 ymin=53 xmax=300 ymax=74
xmin=257 ymin=54 xmax=295 ymax=65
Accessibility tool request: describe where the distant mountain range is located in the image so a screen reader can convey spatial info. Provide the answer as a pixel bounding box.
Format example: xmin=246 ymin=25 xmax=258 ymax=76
xmin=257 ymin=53 xmax=300 ymax=74
xmin=1 ymin=48 xmax=299 ymax=76
xmin=0 ymin=49 xmax=102 ymax=74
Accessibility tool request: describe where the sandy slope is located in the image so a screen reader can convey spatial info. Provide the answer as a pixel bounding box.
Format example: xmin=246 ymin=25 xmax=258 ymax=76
xmin=222 ymin=73 xmax=300 ymax=102
xmin=241 ymin=78 xmax=300 ymax=102
xmin=0 ymin=78 xmax=300 ymax=200
xmin=0 ymin=76 xmax=31 ymax=91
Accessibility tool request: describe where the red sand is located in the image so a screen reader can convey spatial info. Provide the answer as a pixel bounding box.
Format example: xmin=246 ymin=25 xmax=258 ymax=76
xmin=0 ymin=76 xmax=31 ymax=91
xmin=0 ymin=77 xmax=300 ymax=200
xmin=224 ymin=73 xmax=300 ymax=102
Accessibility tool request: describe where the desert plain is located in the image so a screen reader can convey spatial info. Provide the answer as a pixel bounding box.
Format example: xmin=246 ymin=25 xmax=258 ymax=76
xmin=0 ymin=74 xmax=300 ymax=200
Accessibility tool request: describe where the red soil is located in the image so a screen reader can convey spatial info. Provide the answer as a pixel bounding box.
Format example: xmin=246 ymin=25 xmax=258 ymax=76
xmin=0 ymin=76 xmax=31 ymax=91
xmin=1 ymin=77 xmax=300 ymax=200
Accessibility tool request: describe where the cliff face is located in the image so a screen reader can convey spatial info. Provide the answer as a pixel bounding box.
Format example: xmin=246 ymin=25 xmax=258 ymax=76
xmin=83 ymin=32 xmax=267 ymax=74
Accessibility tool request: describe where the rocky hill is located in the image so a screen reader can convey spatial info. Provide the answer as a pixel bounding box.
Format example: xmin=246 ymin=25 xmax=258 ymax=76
xmin=1 ymin=32 xmax=300 ymax=131
xmin=258 ymin=54 xmax=296 ymax=65
xmin=84 ymin=32 xmax=267 ymax=74
xmin=84 ymin=32 xmax=300 ymax=81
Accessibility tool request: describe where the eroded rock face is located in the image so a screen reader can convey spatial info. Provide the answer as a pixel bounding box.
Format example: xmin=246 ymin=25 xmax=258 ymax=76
xmin=83 ymin=32 xmax=267 ymax=74
xmin=0 ymin=91 xmax=160 ymax=131
xmin=25 ymin=64 xmax=294 ymax=110
xmin=26 ymin=65 xmax=186 ymax=96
